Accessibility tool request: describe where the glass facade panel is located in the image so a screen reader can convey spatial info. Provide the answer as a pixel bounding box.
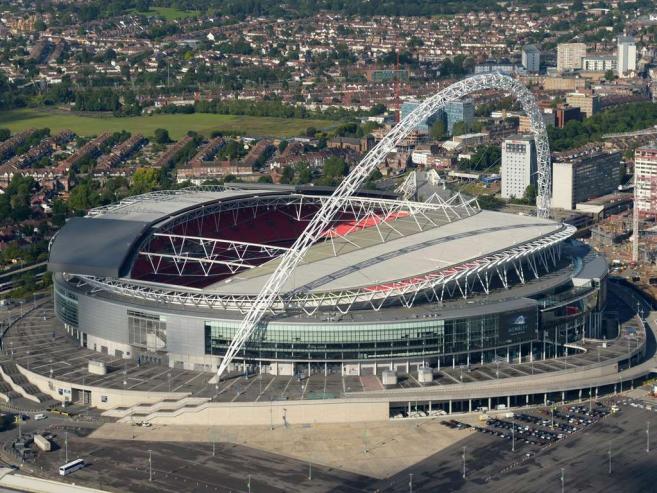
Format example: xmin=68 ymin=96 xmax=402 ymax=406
xmin=204 ymin=308 xmax=538 ymax=362
xmin=128 ymin=310 xmax=167 ymax=351
xmin=54 ymin=284 xmax=78 ymax=327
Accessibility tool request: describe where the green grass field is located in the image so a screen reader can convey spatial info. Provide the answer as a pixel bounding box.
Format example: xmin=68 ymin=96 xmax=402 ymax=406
xmin=0 ymin=109 xmax=336 ymax=140
xmin=146 ymin=7 xmax=200 ymax=20
xmin=126 ymin=7 xmax=201 ymax=19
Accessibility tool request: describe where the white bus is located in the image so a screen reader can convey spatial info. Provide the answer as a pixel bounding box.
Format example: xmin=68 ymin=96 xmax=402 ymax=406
xmin=59 ymin=458 xmax=85 ymax=476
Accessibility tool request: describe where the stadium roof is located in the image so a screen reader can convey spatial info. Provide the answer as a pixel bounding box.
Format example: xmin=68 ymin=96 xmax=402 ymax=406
xmin=207 ymin=210 xmax=563 ymax=295
xmin=49 ymin=188 xmax=283 ymax=277
xmin=48 ymin=217 xmax=151 ymax=278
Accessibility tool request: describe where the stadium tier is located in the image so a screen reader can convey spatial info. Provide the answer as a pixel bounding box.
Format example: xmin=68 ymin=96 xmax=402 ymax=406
xmin=49 ymin=185 xmax=608 ymax=377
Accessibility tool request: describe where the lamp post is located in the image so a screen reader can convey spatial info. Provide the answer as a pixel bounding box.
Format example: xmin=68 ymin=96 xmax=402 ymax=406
xmin=148 ymin=449 xmax=152 ymax=482
xmin=462 ymin=446 xmax=466 ymax=479
xmin=560 ymin=467 xmax=565 ymax=493
xmin=512 ymin=417 xmax=515 ymax=452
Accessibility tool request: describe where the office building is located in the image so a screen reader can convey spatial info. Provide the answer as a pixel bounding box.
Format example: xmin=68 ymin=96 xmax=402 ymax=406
xmin=400 ymin=100 xmax=443 ymax=133
xmin=634 ymin=143 xmax=657 ymax=213
xmin=501 ymin=135 xmax=536 ymax=200
xmin=522 ymin=45 xmax=540 ymax=73
xmin=566 ymin=92 xmax=601 ymax=118
xmin=557 ymin=43 xmax=587 ymax=72
xmin=552 ymin=149 xmax=623 ymax=209
xmin=617 ymin=35 xmax=637 ymax=77
xmin=444 ymin=100 xmax=474 ymax=134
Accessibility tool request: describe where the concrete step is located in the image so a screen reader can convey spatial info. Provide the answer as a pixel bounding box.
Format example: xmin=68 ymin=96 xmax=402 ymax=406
xmin=104 ymin=396 xmax=207 ymax=419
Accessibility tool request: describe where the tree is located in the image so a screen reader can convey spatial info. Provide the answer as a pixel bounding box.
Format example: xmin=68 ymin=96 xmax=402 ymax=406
xmin=430 ymin=120 xmax=447 ymax=140
xmin=604 ymin=69 xmax=615 ymax=81
xmin=51 ymin=199 xmax=69 ymax=227
xmin=278 ymin=140 xmax=288 ymax=153
xmin=323 ymin=157 xmax=348 ymax=179
xmin=153 ymin=128 xmax=171 ymax=144
xmin=0 ymin=129 xmax=9 ymax=142
xmin=280 ymin=166 xmax=294 ymax=184
xmin=131 ymin=168 xmax=160 ymax=194
xmin=295 ymin=163 xmax=312 ymax=184
xmin=68 ymin=182 xmax=99 ymax=212
xmin=523 ymin=183 xmax=537 ymax=205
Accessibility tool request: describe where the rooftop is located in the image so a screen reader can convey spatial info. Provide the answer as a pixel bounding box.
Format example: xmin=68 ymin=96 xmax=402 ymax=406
xmin=208 ymin=210 xmax=562 ymax=295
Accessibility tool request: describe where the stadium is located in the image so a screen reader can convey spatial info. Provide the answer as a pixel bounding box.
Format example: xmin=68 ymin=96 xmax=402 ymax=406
xmin=48 ymin=184 xmax=609 ymax=379
xmin=27 ymin=74 xmax=652 ymax=422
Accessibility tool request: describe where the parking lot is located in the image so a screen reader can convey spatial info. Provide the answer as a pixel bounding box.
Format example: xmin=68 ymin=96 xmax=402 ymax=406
xmin=380 ymin=396 xmax=657 ymax=492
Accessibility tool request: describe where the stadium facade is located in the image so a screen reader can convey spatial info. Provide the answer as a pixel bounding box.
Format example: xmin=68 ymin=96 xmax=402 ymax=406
xmin=49 ymin=186 xmax=608 ymax=377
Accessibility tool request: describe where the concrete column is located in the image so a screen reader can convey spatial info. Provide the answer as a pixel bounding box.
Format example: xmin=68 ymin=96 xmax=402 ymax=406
xmin=544 ymin=393 xmax=547 ymax=405
xmin=526 ymin=395 xmax=529 ymax=405
xmin=595 ymin=387 xmax=598 ymax=398
xmin=578 ymin=389 xmax=582 ymax=402
xmin=507 ymin=395 xmax=510 ymax=408
xmin=530 ymin=342 xmax=533 ymax=362
xmin=429 ymin=401 xmax=432 ymax=412
xmin=406 ymin=361 xmax=410 ymax=373
xmin=452 ymin=356 xmax=455 ymax=369
xmin=357 ymin=362 xmax=361 ymax=376
xmin=437 ymin=358 xmax=440 ymax=371
xmin=468 ymin=400 xmax=472 ymax=412
xmin=561 ymin=391 xmax=565 ymax=402
xmin=449 ymin=400 xmax=452 ymax=414
xmin=506 ymin=347 xmax=510 ymax=362
xmin=481 ymin=352 xmax=484 ymax=365
xmin=518 ymin=344 xmax=522 ymax=364
xmin=408 ymin=402 xmax=411 ymax=414
xmin=467 ymin=354 xmax=470 ymax=366
xmin=488 ymin=397 xmax=492 ymax=410
xmin=324 ymin=362 xmax=328 ymax=376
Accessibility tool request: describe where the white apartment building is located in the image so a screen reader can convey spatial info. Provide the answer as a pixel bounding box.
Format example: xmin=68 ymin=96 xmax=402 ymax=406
xmin=635 ymin=143 xmax=657 ymax=213
xmin=617 ymin=35 xmax=637 ymax=77
xmin=501 ymin=135 xmax=536 ymax=200
xmin=581 ymin=55 xmax=617 ymax=72
xmin=557 ymin=43 xmax=586 ymax=72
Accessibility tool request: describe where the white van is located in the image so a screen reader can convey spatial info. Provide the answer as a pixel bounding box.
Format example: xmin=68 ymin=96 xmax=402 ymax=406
xmin=34 ymin=414 xmax=46 ymax=421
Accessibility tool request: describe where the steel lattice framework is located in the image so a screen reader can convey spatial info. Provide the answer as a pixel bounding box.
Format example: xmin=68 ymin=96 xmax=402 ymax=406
xmin=212 ymin=73 xmax=552 ymax=378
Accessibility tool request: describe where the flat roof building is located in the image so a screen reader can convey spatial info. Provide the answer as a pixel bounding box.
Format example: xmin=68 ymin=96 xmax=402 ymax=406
xmin=501 ymin=135 xmax=536 ymax=200
xmin=522 ymin=45 xmax=540 ymax=73
xmin=444 ymin=100 xmax=474 ymax=135
xmin=566 ymin=91 xmax=601 ymax=118
xmin=634 ymin=143 xmax=657 ymax=214
xmin=557 ymin=43 xmax=587 ymax=72
xmin=617 ymin=35 xmax=637 ymax=78
xmin=552 ymin=149 xmax=623 ymax=210
xmin=582 ymin=55 xmax=616 ymax=73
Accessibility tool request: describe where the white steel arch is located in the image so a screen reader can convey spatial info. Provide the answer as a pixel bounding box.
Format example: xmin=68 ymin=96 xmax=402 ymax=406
xmin=214 ymin=72 xmax=551 ymax=379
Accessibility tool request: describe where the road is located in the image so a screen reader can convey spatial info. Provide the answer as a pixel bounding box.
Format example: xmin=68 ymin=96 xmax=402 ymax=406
xmin=0 ymin=263 xmax=47 ymax=282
